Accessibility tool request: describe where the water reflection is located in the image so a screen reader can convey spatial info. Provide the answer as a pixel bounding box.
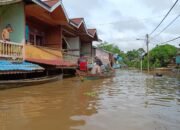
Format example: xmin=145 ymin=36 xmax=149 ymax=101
xmin=0 ymin=79 xmax=103 ymax=130
xmin=0 ymin=70 xmax=179 ymax=130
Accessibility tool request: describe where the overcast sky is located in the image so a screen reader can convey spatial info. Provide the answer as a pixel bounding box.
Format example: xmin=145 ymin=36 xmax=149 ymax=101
xmin=62 ymin=0 xmax=180 ymax=51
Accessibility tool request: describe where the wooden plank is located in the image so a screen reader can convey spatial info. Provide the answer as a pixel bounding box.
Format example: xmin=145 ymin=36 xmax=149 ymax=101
xmin=25 ymin=44 xmax=62 ymax=60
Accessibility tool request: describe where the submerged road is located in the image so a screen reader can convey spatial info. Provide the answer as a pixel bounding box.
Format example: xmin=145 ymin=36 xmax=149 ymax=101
xmin=0 ymin=70 xmax=179 ymax=130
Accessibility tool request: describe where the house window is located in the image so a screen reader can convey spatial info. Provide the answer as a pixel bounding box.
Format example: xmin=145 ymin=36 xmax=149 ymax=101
xmin=26 ymin=25 xmax=29 ymax=43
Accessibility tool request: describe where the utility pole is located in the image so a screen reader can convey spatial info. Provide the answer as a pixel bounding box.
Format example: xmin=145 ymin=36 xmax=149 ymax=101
xmin=136 ymin=34 xmax=150 ymax=73
xmin=146 ymin=34 xmax=150 ymax=73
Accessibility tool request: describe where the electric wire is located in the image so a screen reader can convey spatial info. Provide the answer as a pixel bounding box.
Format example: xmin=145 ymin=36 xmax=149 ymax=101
xmin=149 ymin=0 xmax=179 ymax=36
xmin=152 ymin=14 xmax=180 ymax=39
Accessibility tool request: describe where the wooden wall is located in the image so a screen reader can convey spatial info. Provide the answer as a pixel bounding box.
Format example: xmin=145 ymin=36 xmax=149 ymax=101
xmin=80 ymin=42 xmax=92 ymax=56
xmin=45 ymin=26 xmax=62 ymax=49
xmin=26 ymin=18 xmax=62 ymax=49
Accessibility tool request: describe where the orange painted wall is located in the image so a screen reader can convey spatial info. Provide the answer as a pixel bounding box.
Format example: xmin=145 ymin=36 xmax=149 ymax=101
xmin=25 ymin=44 xmax=62 ymax=60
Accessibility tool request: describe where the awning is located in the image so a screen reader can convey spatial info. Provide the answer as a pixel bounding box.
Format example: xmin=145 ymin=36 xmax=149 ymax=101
xmin=26 ymin=58 xmax=77 ymax=67
xmin=0 ymin=60 xmax=44 ymax=71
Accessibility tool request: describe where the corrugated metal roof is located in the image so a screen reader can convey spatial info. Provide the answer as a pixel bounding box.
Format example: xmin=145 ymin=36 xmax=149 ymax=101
xmin=0 ymin=60 xmax=44 ymax=71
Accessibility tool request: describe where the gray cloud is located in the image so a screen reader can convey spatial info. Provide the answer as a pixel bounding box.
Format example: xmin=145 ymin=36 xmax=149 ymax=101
xmin=63 ymin=0 xmax=180 ymax=51
xmin=138 ymin=0 xmax=173 ymax=12
xmin=63 ymin=0 xmax=102 ymax=18
xmin=112 ymin=17 xmax=147 ymax=32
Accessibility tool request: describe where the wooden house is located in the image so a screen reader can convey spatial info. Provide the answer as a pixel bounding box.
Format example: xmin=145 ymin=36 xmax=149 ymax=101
xmin=0 ymin=0 xmax=99 ymax=77
xmin=61 ymin=18 xmax=99 ymax=65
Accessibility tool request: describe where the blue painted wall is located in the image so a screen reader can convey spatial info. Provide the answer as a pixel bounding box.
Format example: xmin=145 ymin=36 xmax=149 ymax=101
xmin=176 ymin=55 xmax=180 ymax=64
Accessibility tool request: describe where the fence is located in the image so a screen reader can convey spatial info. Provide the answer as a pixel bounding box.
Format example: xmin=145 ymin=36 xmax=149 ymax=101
xmin=63 ymin=49 xmax=94 ymax=64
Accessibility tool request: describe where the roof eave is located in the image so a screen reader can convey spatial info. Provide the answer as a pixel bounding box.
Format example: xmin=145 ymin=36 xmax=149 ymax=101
xmin=0 ymin=0 xmax=22 ymax=6
xmin=31 ymin=0 xmax=51 ymax=11
xmin=31 ymin=0 xmax=69 ymax=23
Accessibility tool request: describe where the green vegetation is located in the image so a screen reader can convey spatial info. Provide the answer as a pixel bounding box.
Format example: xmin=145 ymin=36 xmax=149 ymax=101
xmin=149 ymin=44 xmax=177 ymax=67
xmin=97 ymin=42 xmax=126 ymax=59
xmin=97 ymin=42 xmax=178 ymax=69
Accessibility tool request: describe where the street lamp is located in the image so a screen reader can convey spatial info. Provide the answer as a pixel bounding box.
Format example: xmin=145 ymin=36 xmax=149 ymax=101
xmin=136 ymin=38 xmax=145 ymax=41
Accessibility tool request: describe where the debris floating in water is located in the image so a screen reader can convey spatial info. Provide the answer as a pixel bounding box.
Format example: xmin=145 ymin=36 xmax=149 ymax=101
xmin=84 ymin=92 xmax=97 ymax=97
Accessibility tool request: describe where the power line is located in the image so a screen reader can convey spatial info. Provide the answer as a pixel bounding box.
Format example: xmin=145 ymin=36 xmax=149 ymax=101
xmin=149 ymin=0 xmax=179 ymax=36
xmin=153 ymin=35 xmax=180 ymax=45
xmin=88 ymin=13 xmax=177 ymax=27
xmin=152 ymin=14 xmax=180 ymax=38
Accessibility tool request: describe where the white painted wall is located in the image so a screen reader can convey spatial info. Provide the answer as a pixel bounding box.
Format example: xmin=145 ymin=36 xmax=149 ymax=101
xmin=96 ymin=49 xmax=110 ymax=64
xmin=65 ymin=37 xmax=80 ymax=56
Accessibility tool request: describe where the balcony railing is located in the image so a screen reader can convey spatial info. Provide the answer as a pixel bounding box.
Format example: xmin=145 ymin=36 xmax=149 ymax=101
xmin=63 ymin=53 xmax=79 ymax=64
xmin=0 ymin=40 xmax=23 ymax=60
xmin=63 ymin=50 xmax=93 ymax=64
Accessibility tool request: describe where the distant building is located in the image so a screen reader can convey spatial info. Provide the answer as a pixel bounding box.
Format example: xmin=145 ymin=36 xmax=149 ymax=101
xmin=92 ymin=46 xmax=114 ymax=65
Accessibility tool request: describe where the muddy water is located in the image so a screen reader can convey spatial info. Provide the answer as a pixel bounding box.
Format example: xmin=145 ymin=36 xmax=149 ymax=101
xmin=0 ymin=70 xmax=179 ymax=130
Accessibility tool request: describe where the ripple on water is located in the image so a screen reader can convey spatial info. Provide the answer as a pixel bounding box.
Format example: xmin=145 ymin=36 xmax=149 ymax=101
xmin=0 ymin=70 xmax=180 ymax=130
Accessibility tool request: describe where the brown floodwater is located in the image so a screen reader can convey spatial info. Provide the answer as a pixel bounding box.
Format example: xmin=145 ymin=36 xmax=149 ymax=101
xmin=0 ymin=70 xmax=180 ymax=130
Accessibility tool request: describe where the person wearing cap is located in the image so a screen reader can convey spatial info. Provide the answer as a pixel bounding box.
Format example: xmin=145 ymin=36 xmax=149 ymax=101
xmin=1 ymin=24 xmax=13 ymax=41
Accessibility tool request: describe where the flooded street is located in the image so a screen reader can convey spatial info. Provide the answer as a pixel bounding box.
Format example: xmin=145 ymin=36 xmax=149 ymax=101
xmin=0 ymin=70 xmax=180 ymax=130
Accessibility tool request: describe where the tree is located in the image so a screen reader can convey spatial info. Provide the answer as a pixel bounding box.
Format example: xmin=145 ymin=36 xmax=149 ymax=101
xmin=97 ymin=42 xmax=126 ymax=58
xmin=97 ymin=42 xmax=177 ymax=69
xmin=149 ymin=44 xmax=177 ymax=67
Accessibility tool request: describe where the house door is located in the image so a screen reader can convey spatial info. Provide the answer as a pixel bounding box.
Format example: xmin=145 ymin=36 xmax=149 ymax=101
xmin=36 ymin=35 xmax=43 ymax=46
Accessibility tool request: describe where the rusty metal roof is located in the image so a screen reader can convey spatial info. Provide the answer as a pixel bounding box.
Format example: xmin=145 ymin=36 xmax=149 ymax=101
xmin=26 ymin=58 xmax=77 ymax=67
